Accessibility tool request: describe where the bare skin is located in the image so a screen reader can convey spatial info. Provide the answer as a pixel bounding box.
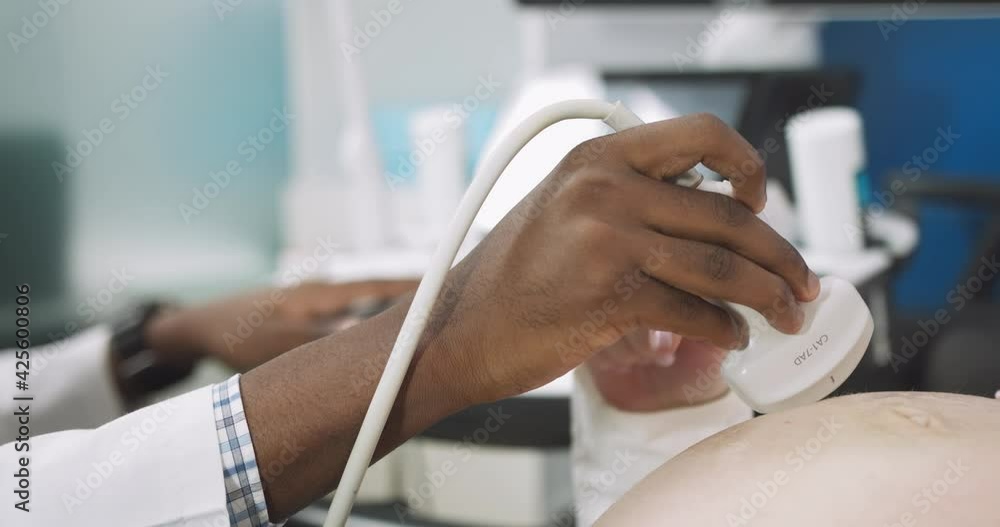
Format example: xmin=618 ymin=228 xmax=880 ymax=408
xmin=596 ymin=391 xmax=1000 ymax=527
xmin=143 ymin=280 xmax=416 ymax=371
xmin=587 ymin=331 xmax=731 ymax=411
xmin=110 ymin=280 xmax=415 ymax=403
xmin=239 ymin=114 xmax=823 ymax=520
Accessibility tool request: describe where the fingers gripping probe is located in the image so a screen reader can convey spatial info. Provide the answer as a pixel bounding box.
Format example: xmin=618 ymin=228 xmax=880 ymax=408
xmin=324 ymin=101 xmax=872 ymax=526
xmin=324 ymin=100 xmax=676 ymax=525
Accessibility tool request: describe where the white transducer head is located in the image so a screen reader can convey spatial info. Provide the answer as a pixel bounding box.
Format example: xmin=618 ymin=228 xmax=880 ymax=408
xmin=721 ymin=275 xmax=874 ymax=414
xmin=692 ymin=180 xmax=874 ymax=413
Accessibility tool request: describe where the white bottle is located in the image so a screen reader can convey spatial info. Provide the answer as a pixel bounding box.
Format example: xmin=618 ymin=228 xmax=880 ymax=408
xmin=786 ymin=107 xmax=867 ymax=254
xmin=280 ymin=0 xmax=386 ymax=263
xmin=390 ymin=106 xmax=467 ymax=251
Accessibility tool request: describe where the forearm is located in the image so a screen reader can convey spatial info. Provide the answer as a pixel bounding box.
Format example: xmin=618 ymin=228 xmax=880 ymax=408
xmin=241 ymin=294 xmax=470 ymax=520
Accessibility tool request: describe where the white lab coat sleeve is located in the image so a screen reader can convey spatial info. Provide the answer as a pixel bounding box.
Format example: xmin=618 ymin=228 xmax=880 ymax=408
xmin=1 ymin=325 xmax=125 ymax=445
xmin=1 ymin=385 xmax=229 ymax=527
xmin=570 ymin=365 xmax=753 ymax=527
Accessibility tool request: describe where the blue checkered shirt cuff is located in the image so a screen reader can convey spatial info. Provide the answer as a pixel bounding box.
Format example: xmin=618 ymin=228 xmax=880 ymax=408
xmin=213 ymin=374 xmax=284 ymax=527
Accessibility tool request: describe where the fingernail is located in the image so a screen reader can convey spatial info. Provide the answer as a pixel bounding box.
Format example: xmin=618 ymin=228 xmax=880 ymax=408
xmin=652 ymin=330 xmax=681 ymax=353
xmin=793 ymin=305 xmax=806 ymax=332
xmin=655 ymin=352 xmax=676 ymax=367
xmin=660 ymin=331 xmax=675 ymax=350
xmin=649 ymin=330 xmax=663 ymax=349
xmin=752 ymin=183 xmax=767 ymax=214
xmin=730 ymin=312 xmax=750 ymax=350
xmin=807 ymin=271 xmax=821 ymax=298
xmin=739 ymin=324 xmax=751 ymax=350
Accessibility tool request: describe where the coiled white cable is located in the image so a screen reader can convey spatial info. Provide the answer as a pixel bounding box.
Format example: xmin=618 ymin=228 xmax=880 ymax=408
xmin=324 ymin=100 xmax=702 ymax=526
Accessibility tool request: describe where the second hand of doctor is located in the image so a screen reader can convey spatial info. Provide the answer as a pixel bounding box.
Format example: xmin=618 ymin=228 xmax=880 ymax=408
xmin=110 ymin=280 xmax=416 ymax=404
xmin=240 ymin=114 xmax=821 ymax=520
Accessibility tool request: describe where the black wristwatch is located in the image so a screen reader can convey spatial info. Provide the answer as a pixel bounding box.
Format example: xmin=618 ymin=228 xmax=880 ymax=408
xmin=110 ymin=302 xmax=193 ymax=405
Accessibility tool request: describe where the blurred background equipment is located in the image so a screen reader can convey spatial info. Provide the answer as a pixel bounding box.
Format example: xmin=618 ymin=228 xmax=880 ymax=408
xmin=891 ymin=174 xmax=1000 ymax=398
xmin=0 ymin=132 xmax=70 ymax=341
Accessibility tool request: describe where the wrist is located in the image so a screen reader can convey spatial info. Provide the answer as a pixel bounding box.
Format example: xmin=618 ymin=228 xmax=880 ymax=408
xmin=384 ymin=297 xmax=483 ymax=421
xmin=423 ymin=318 xmax=490 ymax=412
xmin=143 ymin=307 xmax=203 ymax=366
xmin=110 ymin=302 xmax=196 ymax=407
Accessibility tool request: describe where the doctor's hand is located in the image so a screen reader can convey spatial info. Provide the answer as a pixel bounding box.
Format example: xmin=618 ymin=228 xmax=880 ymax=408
xmin=240 ymin=114 xmax=822 ymax=520
xmin=144 ymin=280 xmax=415 ymax=372
xmin=437 ymin=113 xmax=821 ymax=406
xmin=587 ymin=329 xmax=731 ymax=411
